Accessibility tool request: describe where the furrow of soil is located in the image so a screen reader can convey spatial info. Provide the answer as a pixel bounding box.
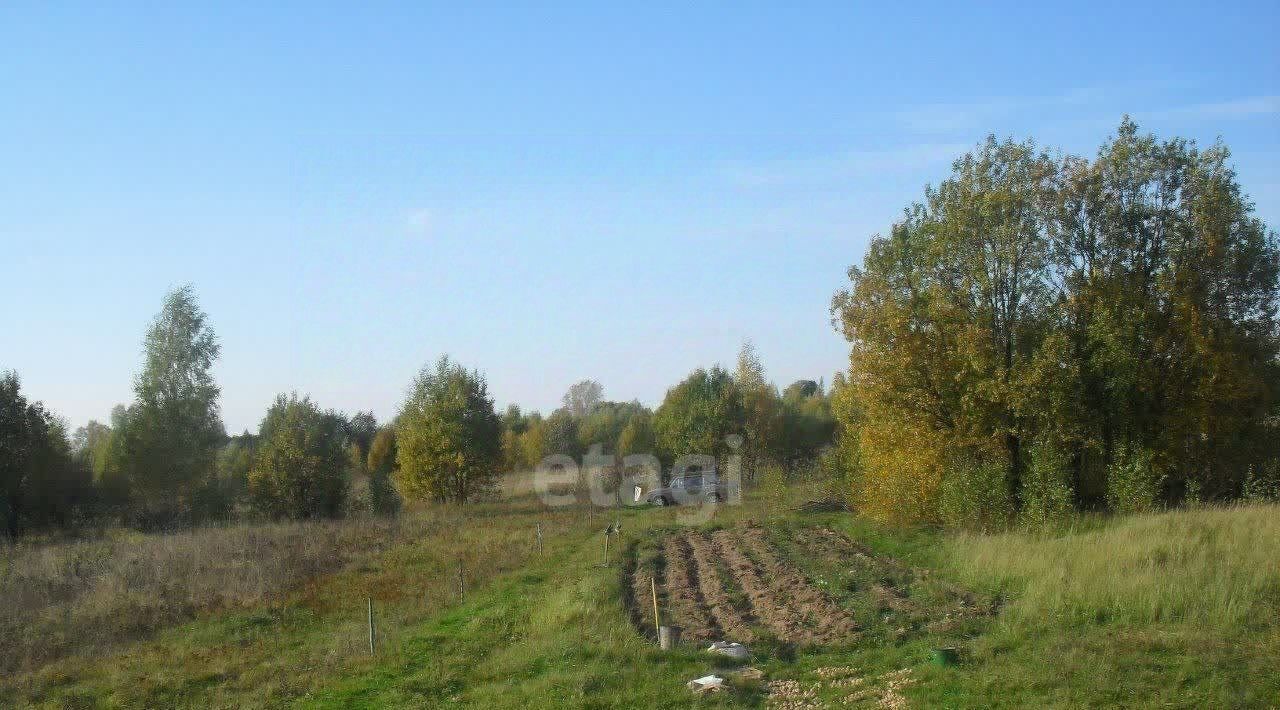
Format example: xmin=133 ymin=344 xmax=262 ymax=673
xmin=790 ymin=526 xmax=992 ymax=626
xmin=627 ymin=552 xmax=656 ymax=638
xmin=682 ymin=530 xmax=757 ymax=642
xmin=709 ymin=529 xmax=814 ymax=643
xmin=660 ymin=535 xmax=720 ymax=643
xmin=818 ymin=527 xmax=982 ymax=600
xmin=738 ymin=526 xmax=860 ymax=644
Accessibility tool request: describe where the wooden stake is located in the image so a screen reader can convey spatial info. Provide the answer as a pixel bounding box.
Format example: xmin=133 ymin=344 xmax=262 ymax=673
xmin=536 ymin=523 xmax=543 ymax=555
xmin=367 ymin=597 xmax=375 ymax=654
xmin=650 ymin=576 xmax=660 ymax=637
xmin=457 ymin=560 xmax=465 ymax=603
xmin=603 ymin=531 xmax=610 ymax=566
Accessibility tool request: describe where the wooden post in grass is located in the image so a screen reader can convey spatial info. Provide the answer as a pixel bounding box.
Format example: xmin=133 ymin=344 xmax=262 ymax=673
xmin=367 ymin=597 xmax=375 ymax=654
xmin=536 ymin=523 xmax=543 ymax=556
xmin=650 ymin=576 xmax=660 ymax=638
xmin=603 ymin=530 xmax=610 ymax=566
xmin=457 ymin=560 xmax=465 ymax=603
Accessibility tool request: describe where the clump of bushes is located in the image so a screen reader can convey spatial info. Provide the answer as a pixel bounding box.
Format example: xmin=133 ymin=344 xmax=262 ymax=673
xmin=1105 ymin=445 xmax=1162 ymax=515
xmin=1019 ymin=439 xmax=1074 ymax=529
xmin=938 ymin=452 xmax=1013 ymax=532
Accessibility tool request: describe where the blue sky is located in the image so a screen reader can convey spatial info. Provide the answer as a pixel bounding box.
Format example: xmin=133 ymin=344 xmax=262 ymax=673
xmin=2 ymin=2 xmax=1277 ymax=434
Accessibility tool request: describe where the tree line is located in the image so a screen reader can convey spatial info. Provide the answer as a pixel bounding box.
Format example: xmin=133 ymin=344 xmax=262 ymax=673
xmin=11 ymin=119 xmax=1258 ymax=537
xmin=831 ymin=119 xmax=1280 ymax=526
xmin=2 ymin=293 xmax=836 ymax=537
xmin=493 ymin=341 xmax=835 ymax=478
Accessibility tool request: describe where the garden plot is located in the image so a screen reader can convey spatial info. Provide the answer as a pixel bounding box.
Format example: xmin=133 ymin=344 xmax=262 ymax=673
xmin=627 ymin=522 xmax=989 ymax=649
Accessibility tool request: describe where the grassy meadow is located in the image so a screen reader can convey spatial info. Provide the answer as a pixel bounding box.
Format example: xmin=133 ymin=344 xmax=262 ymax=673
xmin=2 ymin=480 xmax=1277 ymax=708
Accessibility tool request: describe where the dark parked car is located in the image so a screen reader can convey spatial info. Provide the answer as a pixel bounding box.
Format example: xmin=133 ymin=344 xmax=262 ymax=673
xmin=645 ymin=473 xmax=731 ymax=506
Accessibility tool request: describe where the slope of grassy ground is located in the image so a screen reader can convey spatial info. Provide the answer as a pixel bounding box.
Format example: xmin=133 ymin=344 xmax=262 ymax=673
xmin=3 ymin=489 xmax=1277 ymax=708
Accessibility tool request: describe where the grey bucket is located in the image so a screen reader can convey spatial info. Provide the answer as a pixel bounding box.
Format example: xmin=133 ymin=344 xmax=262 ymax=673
xmin=658 ymin=625 xmax=682 ymax=650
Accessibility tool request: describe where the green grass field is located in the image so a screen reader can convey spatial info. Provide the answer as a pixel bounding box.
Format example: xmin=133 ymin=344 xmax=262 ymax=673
xmin=3 ymin=487 xmax=1278 ymax=708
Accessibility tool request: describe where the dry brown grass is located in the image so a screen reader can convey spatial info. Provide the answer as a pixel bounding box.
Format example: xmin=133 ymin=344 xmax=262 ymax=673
xmin=0 ymin=514 xmax=435 ymax=674
xmin=2 ymin=497 xmax=615 ymax=707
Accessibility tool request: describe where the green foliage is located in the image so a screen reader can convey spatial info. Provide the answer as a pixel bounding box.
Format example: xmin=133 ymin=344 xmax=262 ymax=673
xmin=366 ymin=426 xmax=397 ymax=475
xmin=1242 ymin=460 xmax=1280 ymax=503
xmin=577 ymin=400 xmax=650 ymax=453
xmin=395 ymin=356 xmax=502 ymax=503
xmin=833 ymin=120 xmax=1280 ymax=523
xmin=779 ymin=379 xmax=836 ymax=464
xmin=367 ymin=469 xmax=401 ymax=517
xmin=938 ymin=451 xmax=1014 ymax=531
xmin=560 ymin=379 xmax=602 ymax=418
xmin=248 ymin=394 xmax=349 ymax=519
xmin=653 ymin=366 xmax=744 ymax=464
xmin=1019 ymin=438 xmax=1074 ymax=529
xmin=518 ymin=414 xmax=545 ymax=470
xmin=735 ymin=340 xmax=783 ymax=469
xmin=0 ymin=372 xmax=93 ymax=536
xmin=344 ymin=411 xmax=378 ymax=459
xmin=617 ymin=410 xmax=656 ymax=458
xmin=497 ymin=404 xmax=528 ymax=472
xmin=540 ymin=408 xmax=581 ymax=459
xmin=215 ymin=433 xmax=255 ymax=502
xmin=1106 ymin=445 xmax=1163 ymax=515
xmin=115 ymin=286 xmax=226 ymax=525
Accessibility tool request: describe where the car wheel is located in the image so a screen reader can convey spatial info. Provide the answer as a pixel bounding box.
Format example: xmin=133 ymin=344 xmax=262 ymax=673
xmin=708 ymin=492 xmax=722 ymax=503
xmin=652 ymin=496 xmax=668 ymax=506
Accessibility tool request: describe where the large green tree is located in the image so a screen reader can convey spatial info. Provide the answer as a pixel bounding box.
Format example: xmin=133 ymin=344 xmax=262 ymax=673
xmin=735 ymin=340 xmax=782 ymax=472
xmin=395 ymin=356 xmax=502 ymax=503
xmin=247 ymin=394 xmax=349 ymax=519
xmin=367 ymin=425 xmax=397 ymax=475
xmin=578 ymin=400 xmax=651 ymax=454
xmin=652 ymin=366 xmax=744 ymax=465
xmin=0 ymin=372 xmax=91 ymax=537
xmin=617 ymin=410 xmax=656 ymax=458
xmin=779 ymin=380 xmax=836 ymax=464
xmin=562 ymin=379 xmax=603 ymax=418
xmin=1043 ymin=119 xmax=1280 ymax=504
xmin=542 ymin=408 xmax=582 ymax=459
xmin=112 ymin=286 xmax=226 ymax=524
xmin=833 ymin=120 xmax=1280 ymax=523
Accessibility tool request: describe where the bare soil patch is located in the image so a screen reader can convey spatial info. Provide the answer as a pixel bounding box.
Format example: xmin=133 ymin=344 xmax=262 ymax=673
xmin=627 ymin=523 xmax=865 ymax=647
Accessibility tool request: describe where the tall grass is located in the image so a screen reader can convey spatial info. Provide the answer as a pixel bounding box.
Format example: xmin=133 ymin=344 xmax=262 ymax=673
xmin=947 ymin=503 xmax=1280 ymax=628
xmin=0 ymin=515 xmax=434 ymax=673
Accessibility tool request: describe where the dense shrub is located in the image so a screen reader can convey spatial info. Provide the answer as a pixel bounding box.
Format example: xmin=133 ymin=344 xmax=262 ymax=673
xmin=938 ymin=452 xmax=1014 ymax=532
xmin=1019 ymin=439 xmax=1074 ymax=529
xmin=1242 ymin=460 xmax=1280 ymax=503
xmin=1105 ymin=445 xmax=1163 ymax=515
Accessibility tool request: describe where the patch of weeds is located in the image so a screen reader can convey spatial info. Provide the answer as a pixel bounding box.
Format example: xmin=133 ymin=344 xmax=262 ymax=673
xmin=750 ymin=634 xmax=797 ymax=663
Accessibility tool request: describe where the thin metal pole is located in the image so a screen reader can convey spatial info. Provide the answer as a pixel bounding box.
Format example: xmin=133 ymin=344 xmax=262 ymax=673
xmin=367 ymin=597 xmax=375 ymax=654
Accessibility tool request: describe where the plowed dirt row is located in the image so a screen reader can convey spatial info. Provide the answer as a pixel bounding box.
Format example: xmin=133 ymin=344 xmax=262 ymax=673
xmin=683 ymin=530 xmax=757 ymax=642
xmin=660 ymin=535 xmax=720 ymax=643
xmin=711 ymin=528 xmax=816 ymax=642
xmin=738 ymin=526 xmax=859 ymax=643
xmin=628 ymin=524 xmax=862 ymax=647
